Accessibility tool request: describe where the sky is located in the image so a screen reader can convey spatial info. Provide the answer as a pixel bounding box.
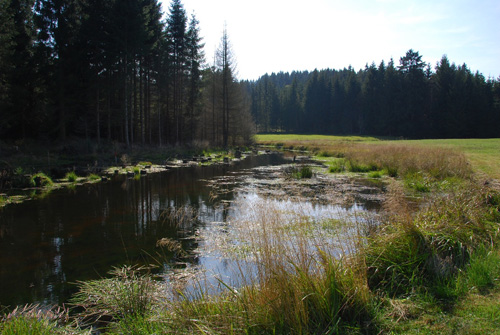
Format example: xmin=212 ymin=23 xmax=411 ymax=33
xmin=161 ymin=0 xmax=500 ymax=81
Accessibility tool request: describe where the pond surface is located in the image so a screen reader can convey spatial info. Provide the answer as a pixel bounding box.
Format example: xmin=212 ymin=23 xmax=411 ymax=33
xmin=0 ymin=153 xmax=383 ymax=308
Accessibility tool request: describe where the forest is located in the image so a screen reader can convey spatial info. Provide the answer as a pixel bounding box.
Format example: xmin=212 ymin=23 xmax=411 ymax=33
xmin=1 ymin=0 xmax=499 ymax=147
xmin=0 ymin=0 xmax=254 ymax=147
xmin=249 ymin=51 xmax=500 ymax=138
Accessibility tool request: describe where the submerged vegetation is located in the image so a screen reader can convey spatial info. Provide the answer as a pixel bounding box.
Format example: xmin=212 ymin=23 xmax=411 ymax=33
xmin=1 ymin=136 xmax=500 ymax=334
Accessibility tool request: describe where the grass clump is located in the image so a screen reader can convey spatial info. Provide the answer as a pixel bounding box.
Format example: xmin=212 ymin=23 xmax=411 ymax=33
xmin=88 ymin=173 xmax=101 ymax=181
xmin=328 ymin=158 xmax=346 ymax=173
xmin=0 ymin=304 xmax=89 ymax=335
xmin=365 ymin=181 xmax=500 ymax=299
xmin=288 ymin=165 xmax=313 ymax=179
xmin=347 ymin=159 xmax=379 ymax=173
xmin=65 ymin=171 xmax=78 ymax=183
xmin=456 ymin=245 xmax=500 ymax=295
xmin=30 ymin=172 xmax=53 ymax=187
xmin=71 ymin=265 xmax=160 ymax=328
xmin=368 ymin=170 xmax=384 ymax=179
xmin=404 ymin=172 xmax=432 ymax=192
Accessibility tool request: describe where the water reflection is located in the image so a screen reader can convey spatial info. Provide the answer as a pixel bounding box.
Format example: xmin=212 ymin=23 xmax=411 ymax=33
xmin=0 ymin=155 xmax=288 ymax=308
xmin=0 ymin=154 xmax=383 ymax=308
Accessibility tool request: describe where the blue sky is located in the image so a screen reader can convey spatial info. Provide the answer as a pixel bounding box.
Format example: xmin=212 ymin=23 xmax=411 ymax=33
xmin=162 ymin=0 xmax=500 ymax=80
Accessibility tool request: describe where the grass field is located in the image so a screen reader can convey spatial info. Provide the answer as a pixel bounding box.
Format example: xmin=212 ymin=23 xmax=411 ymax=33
xmin=401 ymin=138 xmax=500 ymax=180
xmin=255 ymin=134 xmax=500 ymax=180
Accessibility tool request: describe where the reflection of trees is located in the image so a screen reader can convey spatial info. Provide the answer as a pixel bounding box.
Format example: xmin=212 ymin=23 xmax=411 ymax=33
xmin=0 ymin=154 xmax=288 ymax=307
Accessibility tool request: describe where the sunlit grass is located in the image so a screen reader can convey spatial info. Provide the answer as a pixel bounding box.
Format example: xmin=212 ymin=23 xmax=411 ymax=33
xmin=256 ymin=134 xmax=500 ymax=180
xmin=397 ymin=138 xmax=500 ymax=180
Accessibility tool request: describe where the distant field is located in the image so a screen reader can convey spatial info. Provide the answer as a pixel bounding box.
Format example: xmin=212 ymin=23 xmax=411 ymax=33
xmin=255 ymin=134 xmax=380 ymax=143
xmin=255 ymin=134 xmax=500 ymax=180
xmin=400 ymin=138 xmax=500 ymax=180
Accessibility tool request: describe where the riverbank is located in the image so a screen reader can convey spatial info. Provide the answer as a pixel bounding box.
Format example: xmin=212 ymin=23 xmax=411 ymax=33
xmin=1 ymin=136 xmax=500 ymax=334
xmin=0 ymin=139 xmax=257 ymax=207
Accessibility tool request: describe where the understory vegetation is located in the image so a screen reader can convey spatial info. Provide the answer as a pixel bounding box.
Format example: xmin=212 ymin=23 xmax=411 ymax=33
xmin=1 ymin=138 xmax=500 ymax=334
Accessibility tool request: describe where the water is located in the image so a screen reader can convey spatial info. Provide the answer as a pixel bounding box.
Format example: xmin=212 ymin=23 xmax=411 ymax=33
xmin=0 ymin=153 xmax=382 ymax=308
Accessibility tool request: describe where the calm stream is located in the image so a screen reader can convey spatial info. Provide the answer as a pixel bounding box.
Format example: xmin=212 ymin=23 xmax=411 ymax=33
xmin=0 ymin=153 xmax=381 ymax=308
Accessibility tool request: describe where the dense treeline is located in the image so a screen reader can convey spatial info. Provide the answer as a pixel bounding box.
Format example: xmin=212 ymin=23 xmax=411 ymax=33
xmin=0 ymin=0 xmax=253 ymax=147
xmin=250 ymin=50 xmax=500 ymax=138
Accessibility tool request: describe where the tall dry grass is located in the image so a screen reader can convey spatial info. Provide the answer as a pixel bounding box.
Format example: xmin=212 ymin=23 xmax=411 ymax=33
xmin=344 ymin=143 xmax=472 ymax=179
xmin=164 ymin=199 xmax=376 ymax=334
xmin=365 ymin=178 xmax=500 ymax=297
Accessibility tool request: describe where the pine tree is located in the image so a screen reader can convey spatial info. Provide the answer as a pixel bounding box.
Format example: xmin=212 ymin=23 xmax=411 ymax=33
xmin=185 ymin=13 xmax=205 ymax=142
xmin=166 ymin=0 xmax=187 ymax=143
xmin=215 ymin=25 xmax=253 ymax=146
xmin=2 ymin=0 xmax=38 ymax=139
